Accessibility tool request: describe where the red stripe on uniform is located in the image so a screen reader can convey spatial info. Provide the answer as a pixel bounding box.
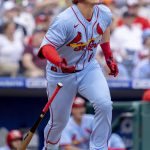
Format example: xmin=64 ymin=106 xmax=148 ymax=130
xmin=91 ymin=7 xmax=100 ymax=38
xmin=46 ymin=137 xmax=61 ymax=145
xmin=71 ymin=6 xmax=88 ymax=41
xmin=45 ymin=35 xmax=59 ymax=48
xmin=46 ymin=107 xmax=61 ymax=145
xmin=46 ymin=107 xmax=53 ymax=142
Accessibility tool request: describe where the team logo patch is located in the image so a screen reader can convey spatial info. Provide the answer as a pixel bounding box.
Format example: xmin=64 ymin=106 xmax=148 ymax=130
xmin=74 ymin=24 xmax=79 ymax=28
xmin=67 ymin=32 xmax=82 ymax=47
xmin=67 ymin=32 xmax=99 ymax=51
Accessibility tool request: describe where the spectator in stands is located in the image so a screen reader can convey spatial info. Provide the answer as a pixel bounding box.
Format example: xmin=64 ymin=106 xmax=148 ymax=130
xmin=117 ymin=0 xmax=150 ymax=30
xmin=109 ymin=133 xmax=126 ymax=150
xmin=126 ymin=0 xmax=150 ymax=30
xmin=35 ymin=11 xmax=53 ymax=31
xmin=22 ymin=29 xmax=46 ymax=77
xmin=34 ymin=0 xmax=62 ymax=19
xmin=0 ymin=128 xmax=8 ymax=147
xmin=14 ymin=2 xmax=36 ymax=36
xmin=0 ymin=21 xmax=24 ymax=76
xmin=0 ymin=130 xmax=23 ymax=150
xmin=138 ymin=0 xmax=150 ymax=20
xmin=142 ymin=89 xmax=150 ymax=101
xmin=60 ymin=97 xmax=92 ymax=150
xmin=1 ymin=1 xmax=18 ymax=22
xmin=60 ymin=97 xmax=126 ymax=150
xmin=132 ymin=29 xmax=150 ymax=79
xmin=0 ymin=1 xmax=27 ymax=38
xmin=135 ymin=28 xmax=150 ymax=64
xmin=111 ymin=11 xmax=143 ymax=76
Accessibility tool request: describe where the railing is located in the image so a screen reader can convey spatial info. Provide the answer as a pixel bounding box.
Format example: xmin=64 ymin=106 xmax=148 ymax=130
xmin=0 ymin=77 xmax=150 ymax=89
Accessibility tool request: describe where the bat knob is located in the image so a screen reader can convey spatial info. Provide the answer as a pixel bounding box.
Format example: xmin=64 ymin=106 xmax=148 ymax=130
xmin=57 ymin=82 xmax=63 ymax=88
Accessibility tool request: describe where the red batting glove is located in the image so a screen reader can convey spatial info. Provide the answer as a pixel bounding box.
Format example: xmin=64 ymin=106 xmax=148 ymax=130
xmin=58 ymin=58 xmax=76 ymax=73
xmin=39 ymin=45 xmax=75 ymax=73
xmin=100 ymin=42 xmax=119 ymax=77
xmin=106 ymin=57 xmax=119 ymax=77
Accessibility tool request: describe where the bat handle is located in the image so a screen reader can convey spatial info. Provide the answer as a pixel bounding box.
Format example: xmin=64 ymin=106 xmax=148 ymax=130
xmin=42 ymin=82 xmax=63 ymax=113
xmin=19 ymin=131 xmax=34 ymax=150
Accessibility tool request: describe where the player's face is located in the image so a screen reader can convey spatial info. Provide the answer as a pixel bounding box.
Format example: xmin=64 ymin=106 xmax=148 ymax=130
xmin=11 ymin=139 xmax=22 ymax=150
xmin=72 ymin=107 xmax=86 ymax=120
xmin=83 ymin=0 xmax=103 ymax=5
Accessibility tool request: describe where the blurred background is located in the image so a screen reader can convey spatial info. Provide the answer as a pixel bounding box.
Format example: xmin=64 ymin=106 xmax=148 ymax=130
xmin=0 ymin=0 xmax=150 ymax=150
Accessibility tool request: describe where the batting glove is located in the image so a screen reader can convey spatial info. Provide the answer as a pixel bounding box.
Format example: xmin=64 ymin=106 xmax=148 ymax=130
xmin=106 ymin=57 xmax=119 ymax=77
xmin=59 ymin=58 xmax=76 ymax=73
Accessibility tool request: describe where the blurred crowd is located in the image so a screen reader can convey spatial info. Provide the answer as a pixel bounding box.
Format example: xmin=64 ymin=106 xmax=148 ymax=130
xmin=97 ymin=0 xmax=150 ymax=80
xmin=0 ymin=0 xmax=150 ymax=79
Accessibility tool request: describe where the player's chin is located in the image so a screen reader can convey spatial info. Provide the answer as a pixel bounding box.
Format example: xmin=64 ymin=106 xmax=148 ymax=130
xmin=91 ymin=0 xmax=103 ymax=5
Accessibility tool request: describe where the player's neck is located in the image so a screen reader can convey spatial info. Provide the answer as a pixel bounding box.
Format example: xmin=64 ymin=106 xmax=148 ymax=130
xmin=77 ymin=3 xmax=94 ymax=20
xmin=74 ymin=117 xmax=82 ymax=125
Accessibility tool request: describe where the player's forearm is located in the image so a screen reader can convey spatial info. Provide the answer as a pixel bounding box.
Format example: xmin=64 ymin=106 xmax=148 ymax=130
xmin=100 ymin=42 xmax=112 ymax=60
xmin=38 ymin=44 xmax=62 ymax=66
xmin=101 ymin=27 xmax=110 ymax=44
xmin=100 ymin=27 xmax=112 ymax=60
xmin=100 ymin=27 xmax=118 ymax=77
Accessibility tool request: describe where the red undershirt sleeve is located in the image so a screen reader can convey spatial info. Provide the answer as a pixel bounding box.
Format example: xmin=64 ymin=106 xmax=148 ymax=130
xmin=38 ymin=44 xmax=62 ymax=67
xmin=100 ymin=42 xmax=113 ymax=60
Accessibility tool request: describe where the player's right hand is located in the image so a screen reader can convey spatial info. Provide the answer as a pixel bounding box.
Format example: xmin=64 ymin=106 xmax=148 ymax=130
xmin=59 ymin=58 xmax=76 ymax=73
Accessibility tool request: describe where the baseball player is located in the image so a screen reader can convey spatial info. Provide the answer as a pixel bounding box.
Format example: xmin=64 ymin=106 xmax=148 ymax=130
xmin=60 ymin=97 xmax=126 ymax=150
xmin=108 ymin=134 xmax=126 ymax=150
xmin=60 ymin=97 xmax=94 ymax=150
xmin=38 ymin=0 xmax=118 ymax=149
xmin=0 ymin=130 xmax=23 ymax=150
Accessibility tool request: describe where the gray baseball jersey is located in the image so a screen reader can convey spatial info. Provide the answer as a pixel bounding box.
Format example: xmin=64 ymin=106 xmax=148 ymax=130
xmin=41 ymin=4 xmax=113 ymax=150
xmin=60 ymin=114 xmax=94 ymax=150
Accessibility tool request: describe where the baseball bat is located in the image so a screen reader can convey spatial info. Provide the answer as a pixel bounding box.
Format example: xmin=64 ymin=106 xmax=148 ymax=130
xmin=19 ymin=82 xmax=63 ymax=150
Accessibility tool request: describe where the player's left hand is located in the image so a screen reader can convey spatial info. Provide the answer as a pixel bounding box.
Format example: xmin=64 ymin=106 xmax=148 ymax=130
xmin=59 ymin=58 xmax=76 ymax=73
xmin=106 ymin=57 xmax=119 ymax=77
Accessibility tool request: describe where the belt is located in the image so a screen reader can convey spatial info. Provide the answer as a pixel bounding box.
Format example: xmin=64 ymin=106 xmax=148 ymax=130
xmin=51 ymin=66 xmax=82 ymax=73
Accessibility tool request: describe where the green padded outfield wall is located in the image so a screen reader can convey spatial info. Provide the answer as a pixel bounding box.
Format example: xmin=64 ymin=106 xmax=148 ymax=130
xmin=141 ymin=102 xmax=150 ymax=150
xmin=87 ymin=101 xmax=150 ymax=150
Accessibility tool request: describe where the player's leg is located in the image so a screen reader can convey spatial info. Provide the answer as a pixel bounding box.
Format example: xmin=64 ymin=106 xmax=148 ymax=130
xmin=78 ymin=63 xmax=112 ymax=150
xmin=43 ymin=73 xmax=77 ymax=150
